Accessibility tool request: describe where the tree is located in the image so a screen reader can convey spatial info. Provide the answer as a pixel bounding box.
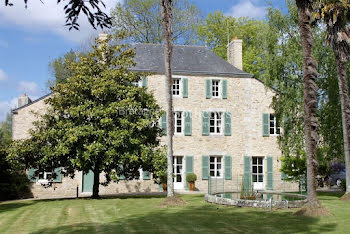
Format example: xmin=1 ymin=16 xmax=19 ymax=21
xmin=4 ymin=0 xmax=111 ymax=30
xmin=0 ymin=113 xmax=12 ymax=147
xmin=9 ymin=34 xmax=164 ymax=198
xmin=295 ymin=0 xmax=320 ymax=206
xmin=197 ymin=11 xmax=269 ymax=78
xmin=111 ymin=0 xmax=200 ymax=44
xmin=314 ymin=0 xmax=350 ymax=194
xmin=160 ymin=0 xmax=174 ymax=197
xmin=47 ymin=50 xmax=79 ymax=87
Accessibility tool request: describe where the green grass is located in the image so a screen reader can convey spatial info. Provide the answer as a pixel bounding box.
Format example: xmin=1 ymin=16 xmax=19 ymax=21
xmin=0 ymin=192 xmax=349 ymax=233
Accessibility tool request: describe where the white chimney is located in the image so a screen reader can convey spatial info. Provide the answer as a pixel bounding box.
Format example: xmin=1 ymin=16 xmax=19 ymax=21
xmin=227 ymin=37 xmax=243 ymax=70
xmin=18 ymin=93 xmax=32 ymax=108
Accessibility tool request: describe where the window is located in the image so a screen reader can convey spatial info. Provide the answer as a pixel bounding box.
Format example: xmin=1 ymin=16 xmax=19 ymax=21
xmin=210 ymin=156 xmax=222 ymax=177
xmin=132 ymin=80 xmax=142 ymax=87
xmin=252 ymin=157 xmax=264 ymax=183
xmin=269 ymin=114 xmax=281 ymax=135
xmin=211 ymin=80 xmax=221 ymax=97
xmin=172 ymin=78 xmax=181 ymax=96
xmin=172 ymin=156 xmax=183 ymax=183
xmin=38 ymin=171 xmax=52 ymax=181
xmin=210 ymin=112 xmax=222 ymax=134
xmin=174 ymin=111 xmax=183 ymax=134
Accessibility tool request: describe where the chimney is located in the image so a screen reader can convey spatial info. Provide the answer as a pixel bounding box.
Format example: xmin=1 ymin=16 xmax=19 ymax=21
xmin=18 ymin=93 xmax=32 ymax=108
xmin=227 ymin=36 xmax=243 ymax=70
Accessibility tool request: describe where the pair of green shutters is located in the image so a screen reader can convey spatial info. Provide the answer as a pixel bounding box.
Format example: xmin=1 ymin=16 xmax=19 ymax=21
xmin=202 ymin=112 xmax=231 ymax=136
xmin=27 ymin=168 xmax=62 ymax=183
xmin=206 ymin=79 xmax=227 ymax=99
xmin=161 ymin=112 xmax=192 ymax=136
xmin=243 ymin=156 xmax=274 ymax=190
xmin=202 ymin=156 xmax=232 ymax=180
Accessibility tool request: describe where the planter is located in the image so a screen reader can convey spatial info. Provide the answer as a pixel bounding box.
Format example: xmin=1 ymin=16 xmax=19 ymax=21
xmin=240 ymin=196 xmax=256 ymax=200
xmin=162 ymin=183 xmax=167 ymax=191
xmin=189 ymin=182 xmax=195 ymax=191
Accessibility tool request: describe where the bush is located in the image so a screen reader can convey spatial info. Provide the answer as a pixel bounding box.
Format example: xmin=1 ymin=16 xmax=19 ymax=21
xmin=340 ymin=179 xmax=346 ymax=191
xmin=186 ymin=173 xmax=197 ymax=183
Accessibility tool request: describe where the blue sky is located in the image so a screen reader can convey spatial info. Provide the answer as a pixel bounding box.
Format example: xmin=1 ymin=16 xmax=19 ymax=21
xmin=0 ymin=0 xmax=286 ymax=121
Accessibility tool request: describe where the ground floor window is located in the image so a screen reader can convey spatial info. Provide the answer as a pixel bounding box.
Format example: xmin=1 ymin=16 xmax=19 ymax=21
xmin=210 ymin=156 xmax=222 ymax=177
xmin=38 ymin=171 xmax=53 ymax=180
xmin=173 ymin=156 xmax=183 ymax=183
xmin=252 ymin=157 xmax=264 ymax=183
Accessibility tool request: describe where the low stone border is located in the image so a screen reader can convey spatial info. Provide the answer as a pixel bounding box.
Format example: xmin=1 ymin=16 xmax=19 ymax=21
xmin=205 ymin=194 xmax=307 ymax=209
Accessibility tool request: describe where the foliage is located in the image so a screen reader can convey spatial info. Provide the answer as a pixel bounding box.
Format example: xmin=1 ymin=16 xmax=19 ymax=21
xmin=186 ymin=173 xmax=197 ymax=183
xmin=240 ymin=177 xmax=255 ymax=199
xmin=197 ymin=11 xmax=269 ymax=78
xmin=340 ymin=179 xmax=346 ymax=191
xmin=111 ymin=0 xmax=201 ymax=44
xmin=150 ymin=147 xmax=167 ymax=184
xmin=9 ymin=33 xmax=164 ymax=197
xmin=280 ymin=154 xmax=307 ymax=183
xmin=47 ymin=50 xmax=80 ymax=87
xmin=4 ymin=0 xmax=111 ymax=30
xmin=0 ymin=113 xmax=12 ymax=147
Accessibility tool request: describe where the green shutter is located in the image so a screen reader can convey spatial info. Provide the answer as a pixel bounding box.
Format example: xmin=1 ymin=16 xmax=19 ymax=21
xmin=281 ymin=172 xmax=287 ymax=180
xmin=184 ymin=111 xmax=192 ymax=136
xmin=202 ymin=155 xmax=209 ymax=180
xmin=183 ymin=78 xmax=188 ymax=98
xmin=27 ymin=168 xmax=37 ymax=182
xmin=263 ymin=113 xmax=269 ymax=137
xmin=206 ymin=79 xmax=211 ymax=99
xmin=158 ymin=183 xmax=164 ymax=192
xmin=119 ymin=165 xmax=125 ymax=180
xmin=185 ymin=156 xmax=194 ymax=190
xmin=142 ymin=77 xmax=147 ymax=87
xmin=224 ymin=193 xmax=232 ymax=199
xmin=142 ymin=171 xmax=151 ymax=180
xmin=53 ymin=167 xmax=62 ymax=182
xmin=222 ymin=79 xmax=227 ymax=99
xmin=243 ymin=156 xmax=252 ymax=190
xmin=266 ymin=156 xmax=273 ymax=190
xmin=224 ymin=156 xmax=232 ymax=180
xmin=82 ymin=170 xmax=94 ymax=192
xmin=202 ymin=112 xmax=210 ymax=136
xmin=224 ymin=112 xmax=232 ymax=136
xmin=161 ymin=113 xmax=167 ymax=136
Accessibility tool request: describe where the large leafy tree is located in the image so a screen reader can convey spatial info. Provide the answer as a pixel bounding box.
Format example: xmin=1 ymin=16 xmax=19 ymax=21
xmin=0 ymin=113 xmax=12 ymax=147
xmin=197 ymin=11 xmax=268 ymax=78
xmin=9 ymin=34 xmax=164 ymax=198
xmin=314 ymin=0 xmax=350 ymax=194
xmin=4 ymin=0 xmax=111 ymax=30
xmin=160 ymin=0 xmax=174 ymax=197
xmin=111 ymin=0 xmax=200 ymax=44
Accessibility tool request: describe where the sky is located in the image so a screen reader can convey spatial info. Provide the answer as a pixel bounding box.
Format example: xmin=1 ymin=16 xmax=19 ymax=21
xmin=0 ymin=0 xmax=287 ymax=121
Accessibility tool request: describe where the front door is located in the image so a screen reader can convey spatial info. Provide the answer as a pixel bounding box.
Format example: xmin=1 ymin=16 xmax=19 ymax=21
xmin=173 ymin=156 xmax=184 ymax=190
xmin=82 ymin=170 xmax=94 ymax=193
xmin=252 ymin=157 xmax=264 ymax=190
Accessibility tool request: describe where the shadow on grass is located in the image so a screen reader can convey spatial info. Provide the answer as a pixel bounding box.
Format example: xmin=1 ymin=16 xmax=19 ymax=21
xmin=317 ymin=191 xmax=345 ymax=199
xmin=31 ymin=197 xmax=337 ymax=233
xmin=0 ymin=201 xmax=34 ymax=213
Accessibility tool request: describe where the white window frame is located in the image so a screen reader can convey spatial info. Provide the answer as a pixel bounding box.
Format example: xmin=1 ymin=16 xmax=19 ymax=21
xmin=172 ymin=78 xmax=182 ymax=97
xmin=174 ymin=111 xmax=184 ymax=134
xmin=252 ymin=157 xmax=264 ymax=183
xmin=209 ymin=156 xmax=223 ymax=178
xmin=132 ymin=80 xmax=143 ymax=87
xmin=209 ymin=112 xmax=223 ymax=135
xmin=211 ymin=79 xmax=221 ymax=98
xmin=269 ymin=114 xmax=281 ymax=135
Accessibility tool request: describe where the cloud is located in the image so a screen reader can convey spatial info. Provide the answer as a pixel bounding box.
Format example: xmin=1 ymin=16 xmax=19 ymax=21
xmin=0 ymin=0 xmax=120 ymax=43
xmin=225 ymin=1 xmax=266 ymax=19
xmin=0 ymin=38 xmax=8 ymax=48
xmin=0 ymin=69 xmax=8 ymax=81
xmin=0 ymin=98 xmax=17 ymax=121
xmin=17 ymin=81 xmax=42 ymax=97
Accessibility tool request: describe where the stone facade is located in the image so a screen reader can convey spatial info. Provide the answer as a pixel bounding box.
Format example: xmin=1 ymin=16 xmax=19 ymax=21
xmin=12 ymin=73 xmax=298 ymax=199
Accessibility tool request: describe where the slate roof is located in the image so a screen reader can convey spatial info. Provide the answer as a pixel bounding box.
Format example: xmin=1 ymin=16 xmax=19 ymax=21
xmin=131 ymin=44 xmax=253 ymax=78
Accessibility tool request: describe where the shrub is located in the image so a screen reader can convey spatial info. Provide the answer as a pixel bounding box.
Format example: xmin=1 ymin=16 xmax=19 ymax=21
xmin=186 ymin=173 xmax=197 ymax=183
xmin=340 ymin=179 xmax=346 ymax=191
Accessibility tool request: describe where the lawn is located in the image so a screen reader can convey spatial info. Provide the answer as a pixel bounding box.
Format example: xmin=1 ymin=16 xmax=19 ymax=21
xmin=0 ymin=192 xmax=349 ymax=233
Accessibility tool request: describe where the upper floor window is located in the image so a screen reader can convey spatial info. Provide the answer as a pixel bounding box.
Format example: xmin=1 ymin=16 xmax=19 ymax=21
xmin=211 ymin=80 xmax=221 ymax=97
xmin=174 ymin=111 xmax=183 ymax=134
xmin=209 ymin=112 xmax=222 ymax=134
xmin=210 ymin=156 xmax=222 ymax=177
xmin=269 ymin=114 xmax=281 ymax=135
xmin=172 ymin=78 xmax=181 ymax=96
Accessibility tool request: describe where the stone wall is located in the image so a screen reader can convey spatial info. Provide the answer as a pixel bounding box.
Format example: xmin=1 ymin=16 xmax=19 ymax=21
xmin=12 ymin=74 xmax=298 ymax=199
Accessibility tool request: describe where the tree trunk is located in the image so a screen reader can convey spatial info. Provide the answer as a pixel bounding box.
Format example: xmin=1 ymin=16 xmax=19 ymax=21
xmin=296 ymin=0 xmax=319 ymax=206
xmin=161 ymin=0 xmax=174 ymax=197
xmin=335 ymin=57 xmax=350 ymax=193
xmin=92 ymin=167 xmax=100 ymax=198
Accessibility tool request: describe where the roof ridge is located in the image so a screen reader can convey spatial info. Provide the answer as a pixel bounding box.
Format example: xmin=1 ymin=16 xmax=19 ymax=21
xmin=132 ymin=43 xmax=207 ymax=48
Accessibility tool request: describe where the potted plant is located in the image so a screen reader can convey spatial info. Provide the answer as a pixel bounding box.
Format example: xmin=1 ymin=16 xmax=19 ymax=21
xmin=160 ymin=174 xmax=167 ymax=191
xmin=186 ymin=173 xmax=197 ymax=191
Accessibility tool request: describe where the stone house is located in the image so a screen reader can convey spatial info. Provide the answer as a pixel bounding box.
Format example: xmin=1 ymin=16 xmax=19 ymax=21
xmin=12 ymin=37 xmax=296 ymax=198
